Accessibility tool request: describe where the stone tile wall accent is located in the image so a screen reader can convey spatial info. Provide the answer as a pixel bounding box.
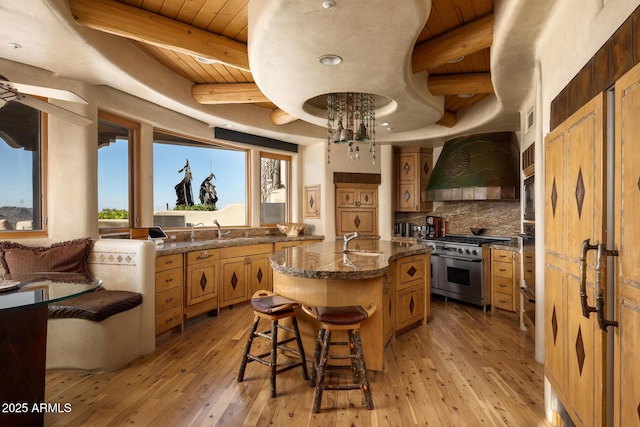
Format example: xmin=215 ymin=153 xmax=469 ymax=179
xmin=395 ymin=200 xmax=520 ymax=237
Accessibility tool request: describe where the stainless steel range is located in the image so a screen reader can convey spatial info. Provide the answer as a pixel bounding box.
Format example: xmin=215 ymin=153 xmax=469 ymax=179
xmin=422 ymin=235 xmax=510 ymax=310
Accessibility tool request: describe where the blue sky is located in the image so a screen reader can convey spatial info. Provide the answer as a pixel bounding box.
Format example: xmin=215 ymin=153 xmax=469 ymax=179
xmin=98 ymin=139 xmax=247 ymax=212
xmin=0 ymin=140 xmax=35 ymax=208
xmin=2 ymin=137 xmax=247 ymax=213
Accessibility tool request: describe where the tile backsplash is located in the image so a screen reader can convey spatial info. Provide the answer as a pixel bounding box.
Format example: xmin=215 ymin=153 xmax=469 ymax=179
xmin=395 ymin=200 xmax=521 ymax=237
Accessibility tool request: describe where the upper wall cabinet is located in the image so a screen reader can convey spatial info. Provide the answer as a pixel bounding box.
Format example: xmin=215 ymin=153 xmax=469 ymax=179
xmin=395 ymin=147 xmax=433 ymax=212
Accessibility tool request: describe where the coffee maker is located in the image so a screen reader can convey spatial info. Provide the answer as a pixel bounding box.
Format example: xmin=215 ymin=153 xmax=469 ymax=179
xmin=425 ymin=216 xmax=443 ymax=237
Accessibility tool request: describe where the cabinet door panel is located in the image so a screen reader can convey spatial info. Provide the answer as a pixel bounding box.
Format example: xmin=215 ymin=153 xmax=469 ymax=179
xmin=249 ymin=253 xmax=272 ymax=296
xmin=220 ymin=257 xmax=247 ymax=306
xmin=336 ymin=187 xmax=357 ymax=207
xmin=544 ymin=93 xmax=606 ymax=427
xmin=396 ymin=285 xmax=424 ymax=330
xmin=186 ymin=263 xmax=218 ymax=306
xmin=337 ymin=209 xmax=376 ymax=234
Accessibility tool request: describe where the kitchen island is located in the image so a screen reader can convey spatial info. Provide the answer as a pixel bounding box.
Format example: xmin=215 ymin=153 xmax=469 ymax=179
xmin=270 ymin=239 xmax=432 ymax=371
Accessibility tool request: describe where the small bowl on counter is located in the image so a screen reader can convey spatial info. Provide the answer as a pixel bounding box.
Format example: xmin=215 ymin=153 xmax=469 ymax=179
xmin=277 ymin=223 xmax=306 ymax=237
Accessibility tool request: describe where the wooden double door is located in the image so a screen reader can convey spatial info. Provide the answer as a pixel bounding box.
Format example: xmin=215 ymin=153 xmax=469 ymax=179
xmin=544 ymin=64 xmax=640 ymax=426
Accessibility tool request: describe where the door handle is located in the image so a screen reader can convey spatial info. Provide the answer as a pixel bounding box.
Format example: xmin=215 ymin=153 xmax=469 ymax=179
xmin=595 ymin=243 xmax=619 ymax=331
xmin=579 ymin=239 xmax=598 ymax=318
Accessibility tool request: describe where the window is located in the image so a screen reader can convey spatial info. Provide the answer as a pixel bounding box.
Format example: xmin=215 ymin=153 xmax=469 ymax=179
xmin=0 ymin=101 xmax=45 ymax=234
xmin=153 ymin=130 xmax=247 ymax=228
xmin=260 ymin=152 xmax=290 ymax=225
xmin=97 ymin=112 xmax=139 ymax=231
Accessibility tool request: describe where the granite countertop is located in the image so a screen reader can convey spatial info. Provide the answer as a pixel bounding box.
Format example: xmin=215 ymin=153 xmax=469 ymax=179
xmin=155 ymin=234 xmax=323 ymax=256
xmin=489 ymin=240 xmax=521 ymax=252
xmin=270 ymin=240 xmax=432 ymax=281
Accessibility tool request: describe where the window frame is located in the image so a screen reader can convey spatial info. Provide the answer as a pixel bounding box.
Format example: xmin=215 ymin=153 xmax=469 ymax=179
xmin=259 ymin=151 xmax=291 ymax=226
xmin=0 ymin=106 xmax=48 ymax=238
xmin=97 ymin=111 xmax=140 ymax=235
xmin=153 ymin=128 xmax=251 ymax=229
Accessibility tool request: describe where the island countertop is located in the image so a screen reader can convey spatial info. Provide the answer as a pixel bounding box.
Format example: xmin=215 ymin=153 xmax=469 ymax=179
xmin=270 ymin=239 xmax=432 ymax=280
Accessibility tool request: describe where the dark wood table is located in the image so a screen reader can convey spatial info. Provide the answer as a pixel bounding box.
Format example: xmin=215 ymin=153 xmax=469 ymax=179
xmin=0 ymin=272 xmax=101 ymax=427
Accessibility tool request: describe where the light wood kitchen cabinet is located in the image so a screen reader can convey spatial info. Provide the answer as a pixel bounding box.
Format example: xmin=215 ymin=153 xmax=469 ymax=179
xmin=184 ymin=248 xmax=219 ymax=320
xmin=491 ymin=249 xmax=519 ymax=313
xmin=382 ymin=261 xmax=396 ymax=345
xmin=219 ymin=243 xmax=272 ymax=308
xmin=155 ymin=253 xmax=184 ymax=335
xmin=395 ymin=254 xmax=427 ymax=331
xmin=395 ymin=147 xmax=433 ymax=212
xmin=335 ymin=183 xmax=378 ymax=236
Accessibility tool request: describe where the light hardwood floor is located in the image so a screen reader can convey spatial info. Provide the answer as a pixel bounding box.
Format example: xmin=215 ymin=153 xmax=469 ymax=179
xmin=44 ymin=297 xmax=551 ymax=426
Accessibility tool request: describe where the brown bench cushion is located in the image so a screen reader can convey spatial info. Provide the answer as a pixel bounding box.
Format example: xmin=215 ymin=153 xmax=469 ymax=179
xmin=49 ymin=288 xmax=142 ymax=322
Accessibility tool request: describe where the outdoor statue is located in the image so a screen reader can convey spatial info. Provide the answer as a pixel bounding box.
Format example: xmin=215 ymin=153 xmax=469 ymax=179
xmin=199 ymin=172 xmax=218 ymax=206
xmin=175 ymin=159 xmax=194 ymax=206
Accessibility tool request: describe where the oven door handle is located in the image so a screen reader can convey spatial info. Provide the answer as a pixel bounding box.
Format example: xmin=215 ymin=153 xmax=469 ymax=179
xmin=438 ymin=254 xmax=483 ymax=262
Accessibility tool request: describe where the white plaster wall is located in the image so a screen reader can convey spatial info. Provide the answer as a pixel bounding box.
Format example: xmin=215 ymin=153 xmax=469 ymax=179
xmin=301 ymin=143 xmax=329 ymax=239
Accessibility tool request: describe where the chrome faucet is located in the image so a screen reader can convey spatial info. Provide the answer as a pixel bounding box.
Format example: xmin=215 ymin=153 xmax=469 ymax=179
xmin=343 ymin=232 xmax=359 ymax=251
xmin=213 ymin=219 xmax=230 ymax=238
xmin=190 ymin=222 xmax=204 ymax=242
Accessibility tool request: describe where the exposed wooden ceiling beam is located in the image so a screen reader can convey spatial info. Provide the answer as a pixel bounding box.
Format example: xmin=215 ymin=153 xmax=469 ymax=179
xmin=428 ymin=73 xmax=494 ymax=95
xmin=68 ymin=0 xmax=250 ymax=71
xmin=436 ymin=111 xmax=457 ymax=128
xmin=269 ymin=108 xmax=298 ymax=126
xmin=412 ymin=14 xmax=494 ymax=73
xmin=192 ymin=83 xmax=269 ymax=104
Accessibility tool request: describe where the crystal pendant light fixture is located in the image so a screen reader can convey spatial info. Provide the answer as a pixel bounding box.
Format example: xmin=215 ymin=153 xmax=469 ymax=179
xmin=326 ymin=92 xmax=376 ymax=164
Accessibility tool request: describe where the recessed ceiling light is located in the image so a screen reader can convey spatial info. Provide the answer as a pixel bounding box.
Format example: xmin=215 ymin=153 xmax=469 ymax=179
xmin=322 ymin=1 xmax=336 ymax=9
xmin=8 ymin=43 xmax=22 ymax=49
xmin=458 ymin=93 xmax=475 ymax=98
xmin=319 ymin=54 xmax=342 ymax=66
xmin=195 ymin=56 xmax=216 ymax=64
xmin=447 ymin=56 xmax=465 ymax=63
xmin=377 ymin=122 xmax=390 ymax=127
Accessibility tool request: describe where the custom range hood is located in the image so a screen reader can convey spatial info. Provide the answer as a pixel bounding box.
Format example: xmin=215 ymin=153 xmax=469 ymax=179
xmin=426 ymin=132 xmax=519 ymax=201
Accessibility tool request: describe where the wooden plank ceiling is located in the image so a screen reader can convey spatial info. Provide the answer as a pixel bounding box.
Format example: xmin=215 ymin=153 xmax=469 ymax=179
xmin=69 ymin=0 xmax=494 ymax=127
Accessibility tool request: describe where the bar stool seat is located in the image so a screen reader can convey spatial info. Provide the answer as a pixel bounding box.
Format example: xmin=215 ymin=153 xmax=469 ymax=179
xmin=237 ymin=290 xmax=308 ymax=398
xmin=302 ymin=304 xmax=376 ymax=413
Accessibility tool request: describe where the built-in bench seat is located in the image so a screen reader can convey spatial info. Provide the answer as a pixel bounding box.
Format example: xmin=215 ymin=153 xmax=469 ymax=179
xmin=46 ymin=239 xmax=156 ymax=372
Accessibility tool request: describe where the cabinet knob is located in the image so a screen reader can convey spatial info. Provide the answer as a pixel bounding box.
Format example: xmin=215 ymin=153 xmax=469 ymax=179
xmin=165 ymin=297 xmax=173 ymax=303
xmin=166 ymin=317 xmax=173 ymax=323
xmin=165 ymin=278 xmax=173 ymax=283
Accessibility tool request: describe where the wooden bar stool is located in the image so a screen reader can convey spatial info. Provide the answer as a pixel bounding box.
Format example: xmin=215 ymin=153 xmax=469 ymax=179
xmin=237 ymin=290 xmax=308 ymax=398
xmin=301 ymin=304 xmax=376 ymax=413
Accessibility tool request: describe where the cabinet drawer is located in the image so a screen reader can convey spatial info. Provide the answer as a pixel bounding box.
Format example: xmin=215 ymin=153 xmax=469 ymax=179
xmin=187 ymin=249 xmax=219 ymax=264
xmin=493 ymin=261 xmax=513 ymax=278
xmin=155 ymin=305 xmax=182 ymax=335
xmin=493 ymin=292 xmax=514 ymax=311
xmin=493 ymin=249 xmax=513 ymax=262
xmin=493 ymin=276 xmax=513 ymax=295
xmin=219 ymin=243 xmax=271 ymax=259
xmin=155 ymin=254 xmax=182 ymax=272
xmin=396 ymin=256 xmax=425 ymax=289
xmin=156 ymin=286 xmax=182 ymax=313
xmin=155 ymin=268 xmax=183 ymax=293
